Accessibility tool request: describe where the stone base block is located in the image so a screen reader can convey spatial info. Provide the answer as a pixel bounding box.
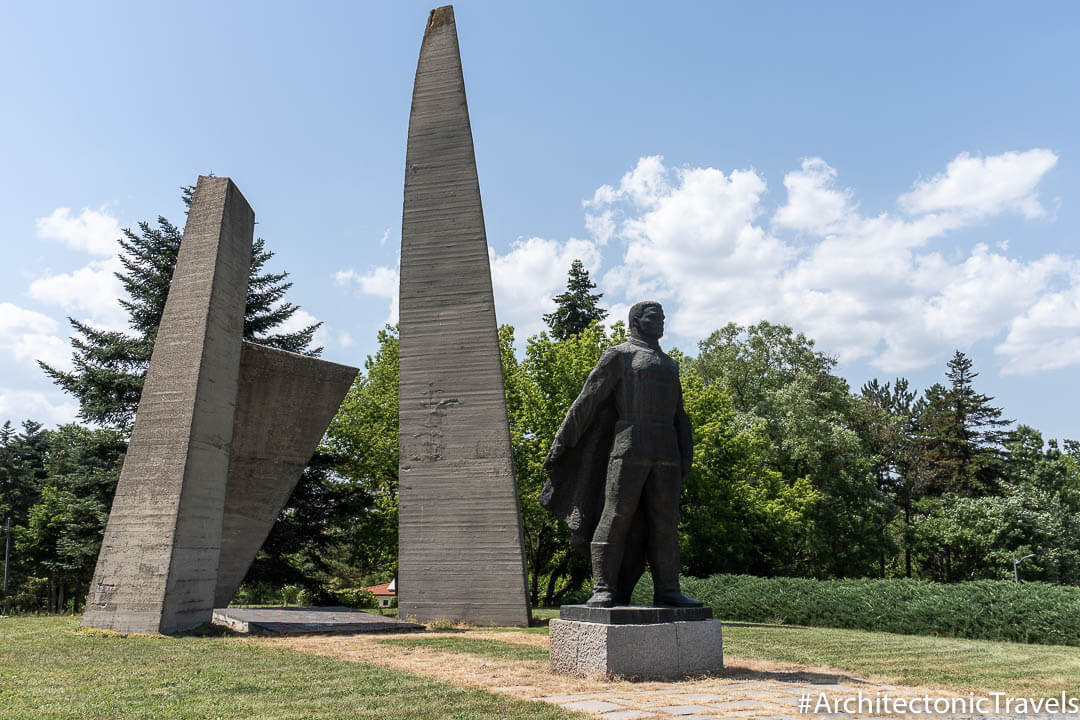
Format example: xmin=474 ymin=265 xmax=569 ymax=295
xmin=550 ymin=618 xmax=723 ymax=681
xmin=560 ymin=604 xmax=713 ymax=624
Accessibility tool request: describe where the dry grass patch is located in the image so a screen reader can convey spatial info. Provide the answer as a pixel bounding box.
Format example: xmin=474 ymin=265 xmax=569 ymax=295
xmin=263 ymin=630 xmax=879 ymax=703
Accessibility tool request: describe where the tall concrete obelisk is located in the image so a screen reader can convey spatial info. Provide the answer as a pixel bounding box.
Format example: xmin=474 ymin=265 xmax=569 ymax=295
xmin=398 ymin=5 xmax=530 ymax=626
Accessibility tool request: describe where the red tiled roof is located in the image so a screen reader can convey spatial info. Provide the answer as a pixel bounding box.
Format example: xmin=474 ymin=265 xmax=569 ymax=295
xmin=361 ymin=582 xmax=395 ymax=597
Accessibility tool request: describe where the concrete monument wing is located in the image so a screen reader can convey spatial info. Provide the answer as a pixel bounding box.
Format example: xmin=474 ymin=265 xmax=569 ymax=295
xmin=214 ymin=342 xmax=358 ymax=608
xmin=82 ymin=176 xmax=357 ymax=635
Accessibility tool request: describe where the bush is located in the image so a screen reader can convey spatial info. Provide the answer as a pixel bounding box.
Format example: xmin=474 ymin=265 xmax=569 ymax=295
xmin=702 ymin=574 xmax=1080 ymax=645
xmin=230 ymin=582 xmax=272 ymax=606
xmin=633 ymin=573 xmax=1080 ymax=646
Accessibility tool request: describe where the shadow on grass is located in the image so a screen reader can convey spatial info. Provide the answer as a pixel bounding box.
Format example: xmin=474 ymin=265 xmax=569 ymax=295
xmin=720 ymin=664 xmax=869 ymax=685
xmin=722 ymin=620 xmax=808 ymax=631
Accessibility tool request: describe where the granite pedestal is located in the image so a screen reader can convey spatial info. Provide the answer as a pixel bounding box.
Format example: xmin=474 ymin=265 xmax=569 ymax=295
xmin=550 ymin=605 xmax=723 ymax=681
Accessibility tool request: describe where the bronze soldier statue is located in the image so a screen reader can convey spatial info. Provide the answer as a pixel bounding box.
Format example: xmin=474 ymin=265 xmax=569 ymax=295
xmin=541 ymin=301 xmax=702 ymax=608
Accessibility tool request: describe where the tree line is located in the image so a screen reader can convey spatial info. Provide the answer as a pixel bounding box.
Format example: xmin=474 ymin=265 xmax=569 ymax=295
xmin=322 ymin=260 xmax=1080 ymax=605
xmin=3 ymin=236 xmax=1079 ymax=612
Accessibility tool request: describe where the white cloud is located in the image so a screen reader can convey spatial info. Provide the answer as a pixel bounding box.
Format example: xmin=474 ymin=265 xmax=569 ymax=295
xmin=585 ymin=183 xmax=620 ymax=208
xmin=36 ymin=206 xmax=122 ymax=256
xmin=996 ymin=269 xmax=1080 ymax=375
xmin=595 ymin=157 xmax=790 ymax=339
xmin=0 ymin=388 xmax=78 ymax=426
xmin=0 ymin=302 xmax=71 ymax=371
xmin=489 ymin=236 xmax=602 ymax=339
xmin=584 ymin=209 xmax=616 ymax=245
xmin=587 ymin=155 xmax=671 ymax=210
xmin=773 ymin=157 xmax=854 ymax=235
xmin=336 ymin=265 xmax=399 ymax=325
xmin=922 ymin=246 xmax=1061 ymax=346
xmin=0 ymin=302 xmax=57 ymax=336
xmin=898 ymin=149 xmax=1058 ymax=219
xmin=27 ymin=256 xmax=127 ymax=330
xmin=587 ymin=150 xmax=1074 ymax=375
xmin=270 ymin=308 xmax=329 ymax=349
xmin=334 ymin=269 xmax=358 ymax=286
xmin=14 ymin=333 xmax=71 ymax=370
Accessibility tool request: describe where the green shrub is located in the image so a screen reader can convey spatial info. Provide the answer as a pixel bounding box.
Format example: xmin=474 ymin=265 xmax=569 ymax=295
xmin=280 ymin=584 xmax=303 ymax=606
xmin=669 ymin=573 xmax=1080 ymax=646
xmin=231 ymin=582 xmax=280 ymax=606
xmin=231 ymin=582 xmax=319 ymax=607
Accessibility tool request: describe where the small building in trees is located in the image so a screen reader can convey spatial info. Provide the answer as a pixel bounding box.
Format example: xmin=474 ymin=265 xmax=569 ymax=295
xmin=362 ymin=579 xmax=396 ymax=608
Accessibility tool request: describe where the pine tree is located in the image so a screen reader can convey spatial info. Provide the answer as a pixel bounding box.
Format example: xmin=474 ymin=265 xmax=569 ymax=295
xmin=40 ymin=188 xmax=322 ymax=431
xmin=859 ymin=377 xmax=924 ymax=576
xmin=542 ymin=259 xmax=608 ymax=340
xmin=919 ymin=351 xmax=1012 ymax=497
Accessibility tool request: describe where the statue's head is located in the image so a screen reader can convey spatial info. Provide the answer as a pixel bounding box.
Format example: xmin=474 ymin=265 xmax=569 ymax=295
xmin=628 ymin=301 xmax=664 ymax=341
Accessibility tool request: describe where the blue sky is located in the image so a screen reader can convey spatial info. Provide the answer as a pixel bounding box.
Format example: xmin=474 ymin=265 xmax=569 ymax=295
xmin=2 ymin=1 xmax=1078 ymax=442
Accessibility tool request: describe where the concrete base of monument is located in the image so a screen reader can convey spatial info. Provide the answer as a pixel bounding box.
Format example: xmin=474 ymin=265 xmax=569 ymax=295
xmin=550 ymin=606 xmax=723 ymax=681
xmin=212 ymin=606 xmax=424 ymax=636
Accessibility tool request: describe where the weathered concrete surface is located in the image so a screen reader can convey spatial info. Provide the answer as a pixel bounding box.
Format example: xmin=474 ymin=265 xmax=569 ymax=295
xmin=212 ymin=606 xmax=423 ymax=636
xmin=214 ymin=342 xmax=358 ymax=607
xmin=560 ymin=604 xmax=713 ymax=625
xmin=83 ymin=176 xmax=253 ymax=635
xmin=549 ymin=618 xmax=724 ymax=680
xmin=397 ymin=5 xmax=530 ymax=627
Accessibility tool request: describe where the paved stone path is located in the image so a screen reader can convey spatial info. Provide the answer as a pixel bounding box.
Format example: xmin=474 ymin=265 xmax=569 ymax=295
xmin=261 ymin=630 xmax=1062 ymax=719
xmin=495 ymin=682 xmax=1061 ymax=719
xmin=492 ymin=679 xmax=1041 ymax=719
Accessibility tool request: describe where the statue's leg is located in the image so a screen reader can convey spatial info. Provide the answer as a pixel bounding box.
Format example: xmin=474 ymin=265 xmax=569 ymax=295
xmin=614 ymin=511 xmax=647 ymax=605
xmin=644 ymin=461 xmax=702 ymax=607
xmin=588 ymin=457 xmax=648 ymax=607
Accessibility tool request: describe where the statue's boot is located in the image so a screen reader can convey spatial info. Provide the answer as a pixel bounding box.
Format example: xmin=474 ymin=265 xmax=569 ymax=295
xmin=585 ymin=542 xmax=618 ymax=607
xmin=654 ymin=587 xmax=703 ymax=607
xmin=651 ymin=542 xmax=704 ymax=608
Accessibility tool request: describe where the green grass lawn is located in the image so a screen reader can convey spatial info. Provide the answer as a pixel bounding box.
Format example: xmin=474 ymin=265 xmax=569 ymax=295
xmin=5 ymin=612 xmax=1078 ymax=719
xmin=0 ymin=616 xmax=584 ymax=720
xmin=384 ymin=610 xmax=1080 ymax=696
xmin=720 ymin=621 xmax=1080 ymax=695
xmin=510 ymin=609 xmax=1080 ymax=695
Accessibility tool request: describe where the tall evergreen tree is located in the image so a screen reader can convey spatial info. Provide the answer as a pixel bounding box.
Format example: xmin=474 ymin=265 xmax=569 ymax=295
xmin=0 ymin=420 xmax=50 ymax=605
xmin=40 ymin=188 xmax=322 ymax=431
xmin=542 ymin=259 xmax=608 ymax=340
xmin=919 ymin=351 xmax=1012 ymax=497
xmin=14 ymin=424 xmax=126 ymax=612
xmin=858 ymin=377 xmax=924 ymax=576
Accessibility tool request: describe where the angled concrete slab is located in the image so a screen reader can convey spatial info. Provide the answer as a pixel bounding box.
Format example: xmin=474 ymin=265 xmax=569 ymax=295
xmin=397 ymin=5 xmax=530 ymax=627
xmin=214 ymin=342 xmax=358 ymax=607
xmin=83 ymin=176 xmax=253 ymax=635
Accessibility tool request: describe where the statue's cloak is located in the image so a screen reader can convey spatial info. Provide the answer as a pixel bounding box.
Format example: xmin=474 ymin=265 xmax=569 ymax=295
xmin=539 ymin=398 xmax=617 ymax=549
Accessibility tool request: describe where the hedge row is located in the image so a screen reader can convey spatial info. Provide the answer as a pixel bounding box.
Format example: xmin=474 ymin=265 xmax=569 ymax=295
xmin=632 ymin=573 xmax=1080 ymax=646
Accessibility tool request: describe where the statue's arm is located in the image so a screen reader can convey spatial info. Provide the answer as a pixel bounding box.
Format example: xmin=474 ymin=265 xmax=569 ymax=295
xmin=675 ymin=377 xmax=693 ymax=480
xmin=544 ymin=349 xmax=619 ymax=468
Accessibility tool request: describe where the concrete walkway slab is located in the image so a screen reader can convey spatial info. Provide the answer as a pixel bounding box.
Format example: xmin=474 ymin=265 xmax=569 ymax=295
xmin=213 ymin=606 xmax=423 ymax=636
